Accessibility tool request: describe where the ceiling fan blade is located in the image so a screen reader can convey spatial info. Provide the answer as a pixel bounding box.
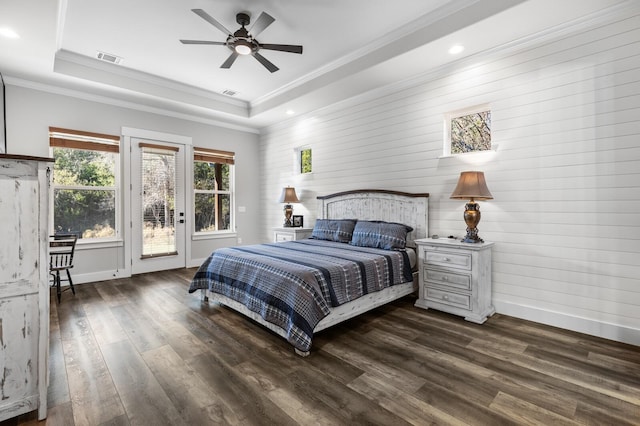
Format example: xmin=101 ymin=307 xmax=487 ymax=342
xmin=253 ymin=52 xmax=279 ymax=73
xmin=192 ymin=9 xmax=232 ymax=36
xmin=260 ymin=44 xmax=303 ymax=54
xmin=249 ymin=12 xmax=275 ymax=38
xmin=180 ymin=40 xmax=226 ymax=45
xmin=221 ymin=52 xmax=239 ymax=69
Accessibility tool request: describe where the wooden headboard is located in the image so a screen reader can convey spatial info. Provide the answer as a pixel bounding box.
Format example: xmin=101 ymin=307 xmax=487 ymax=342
xmin=317 ymin=189 xmax=429 ymax=248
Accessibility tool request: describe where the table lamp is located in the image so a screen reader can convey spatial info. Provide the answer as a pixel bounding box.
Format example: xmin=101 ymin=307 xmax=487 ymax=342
xmin=278 ymin=186 xmax=300 ymax=227
xmin=450 ymin=171 xmax=493 ymax=243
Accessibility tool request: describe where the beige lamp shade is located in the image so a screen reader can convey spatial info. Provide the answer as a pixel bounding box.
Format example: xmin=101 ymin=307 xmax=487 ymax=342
xmin=450 ymin=171 xmax=493 ymax=201
xmin=278 ymin=187 xmax=300 ymax=203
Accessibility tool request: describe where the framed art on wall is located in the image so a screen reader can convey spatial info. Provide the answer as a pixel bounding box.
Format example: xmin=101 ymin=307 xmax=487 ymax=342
xmin=292 ymin=215 xmax=303 ymax=227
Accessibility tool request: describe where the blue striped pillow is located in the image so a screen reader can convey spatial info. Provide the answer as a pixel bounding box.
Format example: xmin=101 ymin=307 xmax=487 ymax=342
xmin=311 ymin=219 xmax=357 ymax=243
xmin=350 ymin=220 xmax=413 ymax=250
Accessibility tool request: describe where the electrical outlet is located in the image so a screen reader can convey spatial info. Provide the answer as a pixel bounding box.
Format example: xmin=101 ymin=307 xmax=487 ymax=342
xmin=237 ymin=237 xmax=242 ymax=244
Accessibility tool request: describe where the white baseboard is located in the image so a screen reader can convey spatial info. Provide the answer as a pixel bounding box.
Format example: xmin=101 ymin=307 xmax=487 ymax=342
xmin=494 ymin=299 xmax=640 ymax=347
xmin=66 ymin=269 xmax=130 ymax=285
xmin=188 ymin=258 xmax=206 ymax=268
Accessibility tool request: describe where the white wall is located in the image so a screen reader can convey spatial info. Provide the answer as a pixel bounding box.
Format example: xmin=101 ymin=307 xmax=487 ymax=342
xmin=5 ymin=84 xmax=261 ymax=281
xmin=259 ymin=10 xmax=640 ymax=345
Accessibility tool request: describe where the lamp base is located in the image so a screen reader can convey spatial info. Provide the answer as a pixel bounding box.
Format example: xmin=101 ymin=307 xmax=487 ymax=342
xmin=461 ymin=201 xmax=484 ymax=243
xmin=283 ymin=203 xmax=293 ymax=227
xmin=461 ymin=227 xmax=484 ymax=244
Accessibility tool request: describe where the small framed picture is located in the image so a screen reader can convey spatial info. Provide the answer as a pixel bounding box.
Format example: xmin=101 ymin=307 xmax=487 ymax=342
xmin=292 ymin=215 xmax=303 ymax=227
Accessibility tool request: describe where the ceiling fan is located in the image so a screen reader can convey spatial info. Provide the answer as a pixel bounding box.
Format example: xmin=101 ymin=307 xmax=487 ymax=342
xmin=180 ymin=9 xmax=303 ymax=73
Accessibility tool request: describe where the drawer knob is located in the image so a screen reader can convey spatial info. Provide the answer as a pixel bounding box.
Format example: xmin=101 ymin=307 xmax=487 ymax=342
xmin=442 ymin=276 xmax=449 ymax=281
xmin=443 ymin=295 xmax=449 ymax=300
xmin=443 ymin=257 xmax=451 ymax=262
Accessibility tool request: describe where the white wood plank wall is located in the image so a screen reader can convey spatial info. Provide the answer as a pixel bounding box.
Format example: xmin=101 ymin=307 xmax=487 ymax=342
xmin=259 ymin=8 xmax=640 ymax=345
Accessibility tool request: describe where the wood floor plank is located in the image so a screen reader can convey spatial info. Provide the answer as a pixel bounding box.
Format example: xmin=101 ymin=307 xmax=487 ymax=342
xmin=142 ymin=344 xmax=241 ymax=425
xmin=470 ymin=336 xmax=640 ymax=405
xmin=109 ymin=303 xmax=168 ymax=353
xmin=489 ymin=391 xmax=580 ymax=425
xmin=348 ymin=372 xmax=468 ymax=426
xmin=61 ymin=321 xmax=126 ymax=425
xmin=186 ymin=351 xmax=297 ymax=425
xmin=234 ymin=360 xmax=343 ymax=426
xmin=284 ymin=362 xmax=412 ymax=425
xmin=574 ymin=399 xmax=640 ymax=426
xmin=47 ymin=300 xmax=70 ymax=409
xmin=366 ymin=327 xmax=580 ymax=418
xmin=170 ymin=309 xmax=251 ymax=366
xmin=321 ymin=336 xmax=428 ymax=394
xmin=82 ymin=302 xmax=128 ymax=347
xmin=99 ymin=339 xmax=185 ymax=426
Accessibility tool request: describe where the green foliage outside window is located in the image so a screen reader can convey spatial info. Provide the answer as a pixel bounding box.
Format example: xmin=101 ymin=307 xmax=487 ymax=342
xmin=53 ymin=147 xmax=117 ymax=238
xmin=451 ymin=111 xmax=491 ymax=154
xmin=194 ymin=161 xmax=231 ymax=232
xmin=300 ymin=148 xmax=312 ymax=174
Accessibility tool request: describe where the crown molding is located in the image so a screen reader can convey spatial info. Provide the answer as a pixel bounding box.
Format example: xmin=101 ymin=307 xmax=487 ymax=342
xmin=4 ymin=75 xmax=260 ymax=134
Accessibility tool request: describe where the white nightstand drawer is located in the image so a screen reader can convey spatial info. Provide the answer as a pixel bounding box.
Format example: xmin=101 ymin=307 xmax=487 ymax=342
xmin=425 ymin=268 xmax=471 ymax=291
xmin=275 ymin=232 xmax=294 ymax=242
xmin=273 ymin=227 xmax=313 ymax=242
xmin=425 ymin=287 xmax=471 ymax=310
xmin=425 ymin=249 xmax=471 ymax=270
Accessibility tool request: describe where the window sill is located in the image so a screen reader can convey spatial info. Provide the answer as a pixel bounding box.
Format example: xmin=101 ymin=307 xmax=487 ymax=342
xmin=75 ymin=238 xmax=123 ymax=250
xmin=192 ymin=231 xmax=237 ymax=241
xmin=439 ymin=148 xmax=498 ymax=159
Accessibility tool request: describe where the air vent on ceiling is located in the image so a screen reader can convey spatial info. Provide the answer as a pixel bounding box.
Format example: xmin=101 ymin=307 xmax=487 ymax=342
xmin=222 ymin=89 xmax=238 ymax=97
xmin=96 ymin=51 xmax=123 ymax=65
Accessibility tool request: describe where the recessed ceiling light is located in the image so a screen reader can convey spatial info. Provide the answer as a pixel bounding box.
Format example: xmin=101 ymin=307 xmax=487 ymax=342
xmin=448 ymin=44 xmax=464 ymax=55
xmin=0 ymin=27 xmax=20 ymax=39
xmin=286 ymin=109 xmax=295 ymax=115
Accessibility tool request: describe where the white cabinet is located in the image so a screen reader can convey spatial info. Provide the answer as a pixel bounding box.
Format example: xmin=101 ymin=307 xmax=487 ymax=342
xmin=273 ymin=227 xmax=313 ymax=242
xmin=414 ymin=237 xmax=494 ymax=324
xmin=0 ymin=156 xmax=51 ymax=421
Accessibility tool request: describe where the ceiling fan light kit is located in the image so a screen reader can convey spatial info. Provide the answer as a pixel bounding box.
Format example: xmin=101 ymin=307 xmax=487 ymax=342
xmin=180 ymin=9 xmax=303 ymax=73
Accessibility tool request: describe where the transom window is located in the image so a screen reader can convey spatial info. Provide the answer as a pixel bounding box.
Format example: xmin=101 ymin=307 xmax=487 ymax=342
xmin=295 ymin=146 xmax=312 ymax=174
xmin=193 ymin=147 xmax=235 ymax=233
xmin=49 ymin=127 xmax=120 ymax=240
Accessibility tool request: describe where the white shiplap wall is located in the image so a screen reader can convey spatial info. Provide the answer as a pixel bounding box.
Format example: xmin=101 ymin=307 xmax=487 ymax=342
xmin=259 ymin=9 xmax=640 ymax=345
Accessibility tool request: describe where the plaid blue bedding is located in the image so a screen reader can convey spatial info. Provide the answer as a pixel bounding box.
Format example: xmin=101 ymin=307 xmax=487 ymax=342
xmin=189 ymin=239 xmax=413 ymax=352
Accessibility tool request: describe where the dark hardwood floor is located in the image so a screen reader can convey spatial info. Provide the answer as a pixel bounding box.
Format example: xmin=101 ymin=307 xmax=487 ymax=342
xmin=4 ymin=268 xmax=639 ymax=425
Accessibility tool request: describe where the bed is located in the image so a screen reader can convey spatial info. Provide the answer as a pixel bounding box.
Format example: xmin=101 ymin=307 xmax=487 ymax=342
xmin=189 ymin=189 xmax=429 ymax=356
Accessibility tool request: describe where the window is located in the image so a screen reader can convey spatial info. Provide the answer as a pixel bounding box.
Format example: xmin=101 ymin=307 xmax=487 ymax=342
xmin=140 ymin=143 xmax=177 ymax=256
xmin=295 ymin=146 xmax=312 ymax=174
xmin=193 ymin=147 xmax=234 ymax=233
xmin=49 ymin=127 xmax=120 ymax=240
xmin=444 ymin=106 xmax=491 ymax=155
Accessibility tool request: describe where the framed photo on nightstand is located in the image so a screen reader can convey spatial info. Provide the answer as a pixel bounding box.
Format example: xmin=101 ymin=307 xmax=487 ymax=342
xmin=292 ymin=215 xmax=303 ymax=227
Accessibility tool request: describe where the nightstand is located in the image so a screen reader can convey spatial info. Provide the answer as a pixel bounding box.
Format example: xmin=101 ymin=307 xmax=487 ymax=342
xmin=273 ymin=227 xmax=313 ymax=242
xmin=414 ymin=237 xmax=495 ymax=324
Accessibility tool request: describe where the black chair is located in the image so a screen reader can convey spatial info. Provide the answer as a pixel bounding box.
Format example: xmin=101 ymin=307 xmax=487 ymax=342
xmin=49 ymin=234 xmax=78 ymax=303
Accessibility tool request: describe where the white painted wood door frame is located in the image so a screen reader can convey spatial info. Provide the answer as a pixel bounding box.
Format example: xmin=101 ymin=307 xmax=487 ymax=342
xmin=122 ymin=127 xmax=192 ymax=275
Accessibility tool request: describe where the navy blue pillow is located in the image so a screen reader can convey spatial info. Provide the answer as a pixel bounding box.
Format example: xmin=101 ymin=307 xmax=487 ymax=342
xmin=311 ymin=219 xmax=357 ymax=243
xmin=350 ymin=220 xmax=413 ymax=250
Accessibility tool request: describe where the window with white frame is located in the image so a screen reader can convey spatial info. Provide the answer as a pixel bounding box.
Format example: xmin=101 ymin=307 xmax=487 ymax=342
xmin=49 ymin=127 xmax=120 ymax=240
xmin=193 ymin=147 xmax=234 ymax=233
xmin=444 ymin=105 xmax=491 ymax=156
xmin=295 ymin=146 xmax=312 ymax=174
